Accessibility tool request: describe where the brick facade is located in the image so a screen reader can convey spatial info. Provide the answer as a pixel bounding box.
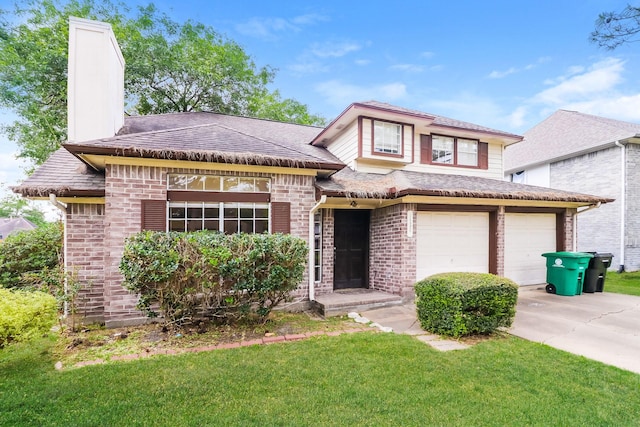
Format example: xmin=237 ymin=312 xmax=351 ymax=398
xmin=66 ymin=203 xmax=105 ymax=323
xmin=625 ymin=144 xmax=640 ymax=270
xmin=369 ymin=204 xmax=416 ymax=298
xmin=551 ymin=146 xmax=623 ymax=269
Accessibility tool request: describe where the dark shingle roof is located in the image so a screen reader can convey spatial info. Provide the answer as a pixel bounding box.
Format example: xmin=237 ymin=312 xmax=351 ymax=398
xmin=505 ymin=110 xmax=640 ymax=173
xmin=68 ymin=112 xmax=344 ymax=169
xmin=316 ymin=168 xmax=612 ymax=204
xmin=13 ymin=149 xmax=105 ymax=197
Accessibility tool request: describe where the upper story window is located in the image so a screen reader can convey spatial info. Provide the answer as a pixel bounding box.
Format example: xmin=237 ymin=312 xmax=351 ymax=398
xmin=168 ymin=175 xmax=270 ymax=193
xmin=373 ymin=121 xmax=402 ymax=155
xmin=422 ymin=134 xmax=487 ymax=169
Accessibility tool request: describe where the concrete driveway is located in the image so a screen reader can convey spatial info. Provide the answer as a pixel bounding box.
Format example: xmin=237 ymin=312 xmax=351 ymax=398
xmin=510 ymin=286 xmax=640 ymax=374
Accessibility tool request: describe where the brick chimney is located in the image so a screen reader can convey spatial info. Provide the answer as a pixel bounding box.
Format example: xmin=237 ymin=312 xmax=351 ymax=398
xmin=67 ymin=17 xmax=124 ymax=142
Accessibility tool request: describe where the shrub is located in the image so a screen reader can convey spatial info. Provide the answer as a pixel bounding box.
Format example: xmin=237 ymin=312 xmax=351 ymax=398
xmin=0 ymin=288 xmax=57 ymax=347
xmin=415 ymin=272 xmax=518 ymax=338
xmin=119 ymin=231 xmax=308 ymax=325
xmin=0 ymin=222 xmax=63 ymax=289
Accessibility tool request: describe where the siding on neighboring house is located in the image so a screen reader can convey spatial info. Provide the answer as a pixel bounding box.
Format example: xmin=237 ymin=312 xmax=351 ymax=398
xmin=626 ymin=144 xmax=640 ymax=270
xmin=550 ymin=146 xmax=622 ymax=263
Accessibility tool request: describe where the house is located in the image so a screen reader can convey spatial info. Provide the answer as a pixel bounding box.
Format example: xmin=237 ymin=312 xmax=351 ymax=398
xmin=504 ymin=109 xmax=640 ymax=272
xmin=0 ymin=217 xmax=36 ymax=241
xmin=14 ymin=18 xmax=611 ymax=326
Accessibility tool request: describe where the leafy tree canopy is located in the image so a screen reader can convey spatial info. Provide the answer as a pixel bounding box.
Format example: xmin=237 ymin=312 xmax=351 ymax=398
xmin=0 ymin=0 xmax=326 ymax=168
xmin=0 ymin=194 xmax=48 ymax=227
xmin=591 ymin=4 xmax=640 ymax=50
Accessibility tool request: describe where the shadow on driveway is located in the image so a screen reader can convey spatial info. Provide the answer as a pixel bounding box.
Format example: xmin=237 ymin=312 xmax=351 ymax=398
xmin=510 ymin=285 xmax=640 ymax=375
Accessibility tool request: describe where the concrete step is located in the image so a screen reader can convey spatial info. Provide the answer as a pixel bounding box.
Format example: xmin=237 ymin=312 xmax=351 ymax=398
xmin=313 ymin=289 xmax=403 ymax=317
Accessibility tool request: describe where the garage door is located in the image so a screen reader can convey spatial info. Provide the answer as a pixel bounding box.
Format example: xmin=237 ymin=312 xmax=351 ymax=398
xmin=504 ymin=213 xmax=556 ymax=285
xmin=416 ymin=211 xmax=489 ymax=281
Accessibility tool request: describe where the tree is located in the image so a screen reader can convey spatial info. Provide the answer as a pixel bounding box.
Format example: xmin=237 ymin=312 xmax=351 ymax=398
xmin=591 ymin=4 xmax=640 ymax=50
xmin=0 ymin=0 xmax=325 ymax=168
xmin=0 ymin=194 xmax=48 ymax=227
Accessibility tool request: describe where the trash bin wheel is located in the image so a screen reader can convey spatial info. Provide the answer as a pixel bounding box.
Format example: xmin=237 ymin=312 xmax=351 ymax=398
xmin=545 ymin=284 xmax=556 ymax=294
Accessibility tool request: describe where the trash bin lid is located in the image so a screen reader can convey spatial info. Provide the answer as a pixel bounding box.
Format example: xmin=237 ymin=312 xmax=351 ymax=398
xmin=541 ymin=251 xmax=594 ymax=258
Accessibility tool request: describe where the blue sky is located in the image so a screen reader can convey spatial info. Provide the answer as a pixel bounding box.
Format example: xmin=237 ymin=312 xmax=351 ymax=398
xmin=1 ymin=0 xmax=639 ymax=198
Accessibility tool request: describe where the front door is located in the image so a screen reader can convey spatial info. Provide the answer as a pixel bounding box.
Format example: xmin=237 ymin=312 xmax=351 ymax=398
xmin=334 ymin=210 xmax=370 ymax=290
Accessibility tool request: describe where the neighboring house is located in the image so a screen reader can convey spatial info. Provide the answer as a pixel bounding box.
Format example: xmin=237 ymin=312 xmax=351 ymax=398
xmin=504 ymin=109 xmax=640 ymax=272
xmin=14 ymin=18 xmax=611 ymax=326
xmin=0 ymin=217 xmax=36 ymax=241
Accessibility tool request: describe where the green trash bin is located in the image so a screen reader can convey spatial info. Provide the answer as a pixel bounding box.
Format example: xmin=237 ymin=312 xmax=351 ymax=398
xmin=541 ymin=252 xmax=594 ymax=296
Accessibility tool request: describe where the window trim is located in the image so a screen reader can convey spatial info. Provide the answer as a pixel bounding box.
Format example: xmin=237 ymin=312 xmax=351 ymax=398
xmin=370 ymin=119 xmax=404 ymax=158
xmin=420 ymin=134 xmax=488 ymax=169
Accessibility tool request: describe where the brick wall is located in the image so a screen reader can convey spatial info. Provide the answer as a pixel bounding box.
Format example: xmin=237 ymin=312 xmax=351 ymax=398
xmin=315 ymin=208 xmax=334 ymax=295
xmin=369 ymin=204 xmax=416 ymax=298
xmin=103 ymin=164 xmax=166 ymax=327
xmin=66 ymin=203 xmax=105 ymax=323
xmin=625 ymin=144 xmax=640 ymax=270
xmin=551 ymin=147 xmax=622 ymax=267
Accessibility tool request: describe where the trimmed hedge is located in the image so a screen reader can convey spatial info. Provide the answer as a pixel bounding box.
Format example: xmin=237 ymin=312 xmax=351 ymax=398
xmin=0 ymin=222 xmax=63 ymax=289
xmin=415 ymin=272 xmax=518 ymax=338
xmin=119 ymin=231 xmax=308 ymax=325
xmin=0 ymin=288 xmax=57 ymax=347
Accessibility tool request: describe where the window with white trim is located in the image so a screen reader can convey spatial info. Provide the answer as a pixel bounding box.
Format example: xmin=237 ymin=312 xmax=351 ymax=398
xmin=373 ymin=121 xmax=402 ymax=155
xmin=167 ymin=174 xmax=271 ymax=234
xmin=432 ymin=135 xmax=479 ymax=166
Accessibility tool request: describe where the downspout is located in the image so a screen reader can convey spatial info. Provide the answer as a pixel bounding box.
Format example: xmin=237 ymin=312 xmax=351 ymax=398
xmin=49 ymin=194 xmax=69 ymax=315
xmin=615 ymin=140 xmax=626 ymax=272
xmin=308 ymin=195 xmax=327 ymax=301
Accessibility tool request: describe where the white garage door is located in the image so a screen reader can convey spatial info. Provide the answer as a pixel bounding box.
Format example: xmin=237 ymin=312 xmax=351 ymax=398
xmin=416 ymin=211 xmax=489 ymax=281
xmin=504 ymin=213 xmax=556 ymax=285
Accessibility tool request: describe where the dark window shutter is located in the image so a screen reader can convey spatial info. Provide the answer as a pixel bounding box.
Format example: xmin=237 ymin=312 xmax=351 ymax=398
xmin=478 ymin=142 xmax=489 ymax=169
xmin=141 ymin=200 xmax=166 ymax=231
xmin=420 ymin=134 xmax=432 ymax=164
xmin=271 ymin=202 xmax=291 ymax=234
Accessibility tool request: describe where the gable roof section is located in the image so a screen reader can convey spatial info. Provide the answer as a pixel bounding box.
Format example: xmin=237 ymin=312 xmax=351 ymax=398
xmin=13 ymin=149 xmax=105 ymax=197
xmin=311 ymin=100 xmax=522 ymax=146
xmin=66 ymin=112 xmax=344 ymax=171
xmin=316 ymin=168 xmax=612 ymax=205
xmin=505 ymin=110 xmax=640 ymax=173
xmin=0 ymin=217 xmax=36 ymax=238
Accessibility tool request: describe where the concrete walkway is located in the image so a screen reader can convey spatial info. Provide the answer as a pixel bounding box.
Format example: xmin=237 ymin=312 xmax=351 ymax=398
xmin=359 ymin=305 xmax=470 ymax=351
xmin=361 ymin=287 xmax=640 ymax=374
xmin=510 ymin=286 xmax=640 ymax=375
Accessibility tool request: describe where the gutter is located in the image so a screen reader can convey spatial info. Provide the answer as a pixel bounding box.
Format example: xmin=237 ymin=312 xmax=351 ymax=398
xmin=308 ymin=195 xmax=327 ymax=301
xmin=615 ymin=140 xmax=626 ymax=272
xmin=49 ymin=194 xmax=69 ymax=316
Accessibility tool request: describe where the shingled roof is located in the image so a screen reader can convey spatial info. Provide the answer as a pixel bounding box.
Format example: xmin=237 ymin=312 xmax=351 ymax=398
xmin=316 ymin=168 xmax=612 ymax=204
xmin=13 ymin=149 xmax=105 ymax=197
xmin=505 ymin=110 xmax=640 ymax=173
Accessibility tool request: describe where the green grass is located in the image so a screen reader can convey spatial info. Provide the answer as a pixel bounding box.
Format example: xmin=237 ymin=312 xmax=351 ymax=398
xmin=2 ymin=333 xmax=639 ymax=426
xmin=603 ymin=271 xmax=640 ymax=296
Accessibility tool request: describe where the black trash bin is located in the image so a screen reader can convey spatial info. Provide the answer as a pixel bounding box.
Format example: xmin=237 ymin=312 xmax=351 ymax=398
xmin=583 ymin=252 xmax=614 ymax=293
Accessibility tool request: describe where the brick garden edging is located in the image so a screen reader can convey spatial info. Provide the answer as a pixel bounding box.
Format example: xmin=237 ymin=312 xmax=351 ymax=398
xmin=62 ymin=327 xmax=370 ymax=370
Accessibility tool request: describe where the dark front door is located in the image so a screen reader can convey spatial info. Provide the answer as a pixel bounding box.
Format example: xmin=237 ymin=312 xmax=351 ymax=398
xmin=334 ymin=210 xmax=370 ymax=290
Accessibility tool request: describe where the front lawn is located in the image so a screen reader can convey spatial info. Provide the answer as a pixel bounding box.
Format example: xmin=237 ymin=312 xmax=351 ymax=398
xmin=2 ymin=332 xmax=639 ymax=426
xmin=603 ymin=271 xmax=640 ymax=296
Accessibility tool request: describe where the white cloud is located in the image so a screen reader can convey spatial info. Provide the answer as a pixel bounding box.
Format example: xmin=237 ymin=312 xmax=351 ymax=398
xmin=310 ymin=41 xmax=361 ymax=58
xmin=489 ymin=57 xmax=552 ymax=79
xmin=389 ymin=63 xmax=424 ymax=73
xmin=235 ymin=14 xmax=327 ymax=39
xmin=563 ymin=94 xmax=640 ymax=123
xmin=420 ymin=51 xmax=435 ymax=59
xmin=315 ymin=80 xmax=407 ymax=108
xmin=354 ymin=59 xmax=371 ymax=66
xmin=288 ymin=60 xmax=330 ymax=74
xmin=533 ymin=57 xmax=625 ymax=104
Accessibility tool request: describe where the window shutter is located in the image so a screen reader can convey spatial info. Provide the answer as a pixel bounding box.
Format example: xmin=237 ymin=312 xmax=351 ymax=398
xmin=271 ymin=202 xmax=291 ymax=234
xmin=478 ymin=142 xmax=489 ymax=169
xmin=420 ymin=134 xmax=432 ymax=164
xmin=141 ymin=200 xmax=166 ymax=231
